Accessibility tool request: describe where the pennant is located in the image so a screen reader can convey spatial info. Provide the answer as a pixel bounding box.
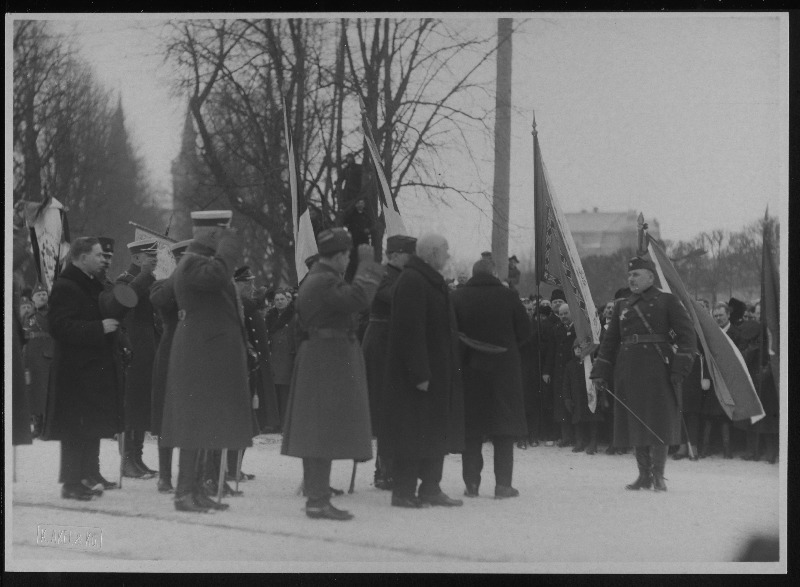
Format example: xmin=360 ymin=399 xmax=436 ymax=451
xmin=358 ymin=96 xmax=407 ymax=237
xmin=283 ymin=96 xmax=318 ymax=284
xmin=761 ymin=212 xmax=779 ymax=390
xmin=532 ymin=125 xmax=601 ymax=410
xmin=646 ymin=234 xmax=764 ymax=423
xmin=23 ymin=196 xmax=70 ymax=294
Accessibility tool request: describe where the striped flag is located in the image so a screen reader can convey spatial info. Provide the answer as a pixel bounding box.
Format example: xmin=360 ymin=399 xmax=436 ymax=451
xmin=532 ymin=122 xmax=601 ymax=410
xmin=282 ymin=97 xmax=318 ymax=283
xmin=357 ymin=96 xmax=407 ymax=237
xmin=646 ymin=234 xmax=764 ymax=423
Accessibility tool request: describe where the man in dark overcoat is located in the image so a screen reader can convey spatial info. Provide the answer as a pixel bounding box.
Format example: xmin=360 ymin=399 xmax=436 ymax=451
xmin=161 ymin=210 xmax=257 ymax=513
xmin=149 ymin=239 xmax=192 ymax=493
xmin=361 ymin=234 xmax=417 ymax=490
xmin=44 ymin=237 xmax=126 ymax=500
xmin=518 ymin=300 xmax=555 ymax=448
xmin=12 ymin=223 xmax=33 ymax=448
xmin=341 ymin=197 xmax=376 ymax=282
xmin=23 ymin=282 xmax=53 ymax=437
xmin=116 ymin=238 xmax=159 ymax=478
xmin=266 ymin=288 xmax=297 ymax=429
xmin=552 ymin=303 xmax=577 ymax=447
xmin=591 ymin=256 xmax=696 ymax=492
xmin=382 ymin=233 xmax=466 ymax=509
xmin=451 ymin=258 xmax=530 ymax=499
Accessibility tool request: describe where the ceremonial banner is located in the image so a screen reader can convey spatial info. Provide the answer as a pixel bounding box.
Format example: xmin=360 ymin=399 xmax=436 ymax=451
xmin=22 ymin=196 xmax=70 ymax=293
xmin=130 ymin=222 xmax=177 ymax=280
xmin=357 ymin=96 xmax=407 ymax=237
xmin=646 ymin=234 xmax=764 ymax=423
xmin=761 ymin=212 xmax=779 ymax=390
xmin=283 ymin=96 xmax=317 ymax=284
xmin=532 ymin=123 xmax=601 ymax=410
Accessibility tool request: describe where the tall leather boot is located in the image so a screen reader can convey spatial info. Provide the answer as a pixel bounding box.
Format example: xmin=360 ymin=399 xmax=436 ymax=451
xmin=625 ymin=446 xmax=653 ymax=490
xmin=651 ymin=445 xmax=669 ymax=492
xmin=157 ymin=444 xmax=174 ymax=492
xmin=721 ymin=423 xmax=732 ymax=459
xmin=131 ymin=430 xmax=157 ymax=475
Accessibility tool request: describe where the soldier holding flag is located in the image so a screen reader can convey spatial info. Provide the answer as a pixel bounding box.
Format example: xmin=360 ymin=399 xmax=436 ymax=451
xmin=590 ymin=256 xmax=696 ymax=492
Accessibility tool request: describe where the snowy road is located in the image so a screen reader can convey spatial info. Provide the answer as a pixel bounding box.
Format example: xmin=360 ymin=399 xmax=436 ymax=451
xmin=6 ymin=434 xmax=783 ymax=572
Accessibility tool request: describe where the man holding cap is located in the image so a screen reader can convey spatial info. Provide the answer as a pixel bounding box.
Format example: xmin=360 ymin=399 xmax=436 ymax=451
xmin=281 ymin=227 xmax=384 ymax=521
xmin=116 ymin=238 xmax=160 ymax=479
xmin=161 ymin=211 xmax=257 ymax=512
xmin=362 ymin=234 xmax=417 ymax=490
xmin=45 ymin=237 xmax=126 ymax=500
xmin=591 ymin=256 xmax=696 ymax=492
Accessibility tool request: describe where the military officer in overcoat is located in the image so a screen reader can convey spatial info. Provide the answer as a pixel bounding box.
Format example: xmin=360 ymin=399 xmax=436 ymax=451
xmin=361 ymin=234 xmax=417 ymax=490
xmin=161 ymin=210 xmax=257 ymax=513
xmin=149 ymin=239 xmax=192 ymax=492
xmin=591 ymin=257 xmax=696 ymax=492
xmin=116 ymin=239 xmax=160 ymax=478
xmin=281 ymin=228 xmax=384 ymax=521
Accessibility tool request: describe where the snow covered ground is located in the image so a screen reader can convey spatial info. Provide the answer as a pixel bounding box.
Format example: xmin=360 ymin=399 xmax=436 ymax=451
xmin=6 ymin=434 xmax=784 ymax=573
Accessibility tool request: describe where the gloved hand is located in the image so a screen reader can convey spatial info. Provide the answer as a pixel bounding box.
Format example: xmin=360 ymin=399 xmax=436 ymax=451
xmin=564 ymin=398 xmax=574 ymax=413
xmin=592 ymin=378 xmax=608 ymax=392
xmin=670 ymin=374 xmax=684 ymax=390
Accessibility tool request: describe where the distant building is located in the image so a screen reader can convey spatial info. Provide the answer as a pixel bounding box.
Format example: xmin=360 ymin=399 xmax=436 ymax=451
xmin=565 ymin=208 xmax=661 ymax=257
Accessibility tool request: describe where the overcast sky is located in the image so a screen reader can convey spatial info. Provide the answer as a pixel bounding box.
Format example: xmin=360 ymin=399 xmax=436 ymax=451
xmin=40 ymin=13 xmax=788 ymax=264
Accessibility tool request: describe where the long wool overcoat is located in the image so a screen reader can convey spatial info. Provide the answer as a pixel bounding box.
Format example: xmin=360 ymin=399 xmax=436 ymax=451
xmin=281 ymin=259 xmax=384 ymax=460
xmin=591 ymin=286 xmax=696 ymax=446
xmin=450 ymin=273 xmax=530 ymax=439
xmin=43 ymin=264 xmax=124 ymax=441
xmin=23 ymin=309 xmax=53 ymax=415
xmin=266 ymin=306 xmax=297 ymax=386
xmin=381 ymin=256 xmax=466 ymax=458
xmin=552 ymin=322 xmax=576 ymax=425
xmin=115 ymin=265 xmax=158 ymax=430
xmin=736 ymin=320 xmax=779 ymax=434
xmin=361 ymin=263 xmax=402 ymax=435
xmin=160 ymin=235 xmax=256 ymax=450
xmin=148 ymin=275 xmax=179 ymax=437
xmin=243 ymin=296 xmax=281 ymax=431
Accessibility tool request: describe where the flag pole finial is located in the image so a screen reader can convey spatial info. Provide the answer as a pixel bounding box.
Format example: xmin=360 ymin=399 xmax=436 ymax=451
xmin=636 ymin=212 xmax=648 ymax=256
xmin=531 ymin=109 xmax=537 ymax=136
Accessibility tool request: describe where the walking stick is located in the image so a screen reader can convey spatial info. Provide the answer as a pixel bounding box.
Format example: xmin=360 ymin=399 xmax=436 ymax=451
xmin=235 ymin=449 xmax=243 ymax=494
xmin=217 ymin=449 xmax=227 ymax=504
xmin=118 ymin=431 xmax=125 ymax=489
xmin=348 ymin=460 xmax=357 ymax=494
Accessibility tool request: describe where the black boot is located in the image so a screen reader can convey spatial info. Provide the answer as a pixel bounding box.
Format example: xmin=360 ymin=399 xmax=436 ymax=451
xmin=721 ymin=423 xmax=732 ymax=459
xmin=572 ymin=424 xmax=586 ymax=453
xmin=625 ymin=446 xmax=653 ymax=490
xmin=157 ymin=445 xmax=173 ymax=491
xmin=585 ymin=423 xmax=598 ymax=455
xmin=699 ymin=420 xmax=712 ymax=458
xmin=652 ymin=445 xmax=668 ymax=492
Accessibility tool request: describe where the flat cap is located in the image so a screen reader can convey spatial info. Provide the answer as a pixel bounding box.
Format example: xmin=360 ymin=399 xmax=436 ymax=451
xmin=627 ymin=256 xmax=656 ymax=273
xmin=234 ymin=266 xmax=256 ymax=282
xmin=385 ymin=235 xmax=417 ymax=255
xmin=127 ymin=238 xmax=159 ymax=255
xmin=190 ymin=210 xmax=233 ymax=228
xmin=98 ymin=236 xmax=115 ymax=255
xmin=316 ymin=227 xmax=352 ymax=256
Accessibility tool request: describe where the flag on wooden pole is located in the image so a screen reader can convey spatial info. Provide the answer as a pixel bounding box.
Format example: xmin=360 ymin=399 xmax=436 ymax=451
xmin=357 ymin=96 xmax=407 ymax=237
xmin=532 ymin=117 xmax=601 ymax=410
xmin=760 ymin=209 xmax=779 ymax=391
xmin=645 ymin=229 xmax=764 ymax=423
xmin=283 ymin=96 xmax=318 ymax=283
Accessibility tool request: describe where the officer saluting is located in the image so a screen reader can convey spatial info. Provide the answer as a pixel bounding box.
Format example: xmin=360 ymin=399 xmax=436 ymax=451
xmin=591 ymin=256 xmax=696 ymax=492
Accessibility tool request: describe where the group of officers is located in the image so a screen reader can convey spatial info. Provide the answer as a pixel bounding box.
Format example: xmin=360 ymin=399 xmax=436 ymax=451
xmin=12 ymin=207 xmax=777 ymax=521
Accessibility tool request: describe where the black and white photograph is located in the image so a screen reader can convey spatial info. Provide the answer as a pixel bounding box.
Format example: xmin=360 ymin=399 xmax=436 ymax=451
xmin=5 ymin=11 xmax=787 ymax=573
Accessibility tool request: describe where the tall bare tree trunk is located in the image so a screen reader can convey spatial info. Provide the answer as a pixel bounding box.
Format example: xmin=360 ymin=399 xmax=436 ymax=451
xmin=491 ymin=18 xmax=512 ymax=280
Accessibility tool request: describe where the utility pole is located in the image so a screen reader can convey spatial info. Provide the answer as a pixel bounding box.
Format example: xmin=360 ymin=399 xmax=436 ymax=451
xmin=491 ymin=18 xmax=513 ymax=281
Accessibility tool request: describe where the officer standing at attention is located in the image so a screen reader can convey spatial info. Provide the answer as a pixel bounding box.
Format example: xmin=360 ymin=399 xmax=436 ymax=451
xmin=591 ymin=257 xmax=696 ymax=492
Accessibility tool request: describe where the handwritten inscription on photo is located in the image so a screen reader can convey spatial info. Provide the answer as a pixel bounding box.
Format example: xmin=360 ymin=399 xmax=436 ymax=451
xmin=37 ymin=525 xmax=102 ymax=551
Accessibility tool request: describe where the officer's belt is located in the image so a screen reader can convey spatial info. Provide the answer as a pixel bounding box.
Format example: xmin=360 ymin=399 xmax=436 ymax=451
xmin=621 ymin=334 xmax=671 ymax=344
xmin=26 ymin=332 xmax=51 ymax=339
xmin=307 ymin=328 xmax=356 ymax=341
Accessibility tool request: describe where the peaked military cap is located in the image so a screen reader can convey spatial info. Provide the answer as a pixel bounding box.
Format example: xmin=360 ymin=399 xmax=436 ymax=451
xmin=234 ymin=266 xmax=256 ymax=282
xmin=508 ymin=255 xmax=519 ymax=263
xmin=32 ymin=282 xmax=48 ymax=296
xmin=170 ymin=239 xmax=192 ymax=256
xmin=385 ymin=235 xmax=417 ymax=255
xmin=627 ymin=256 xmax=656 ymax=273
xmin=550 ymin=288 xmax=566 ymax=302
xmin=190 ymin=209 xmax=233 ymax=228
xmin=127 ymin=238 xmax=159 ymax=255
xmin=316 ymin=227 xmax=352 ymax=255
xmin=98 ymin=236 xmax=115 ymax=255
